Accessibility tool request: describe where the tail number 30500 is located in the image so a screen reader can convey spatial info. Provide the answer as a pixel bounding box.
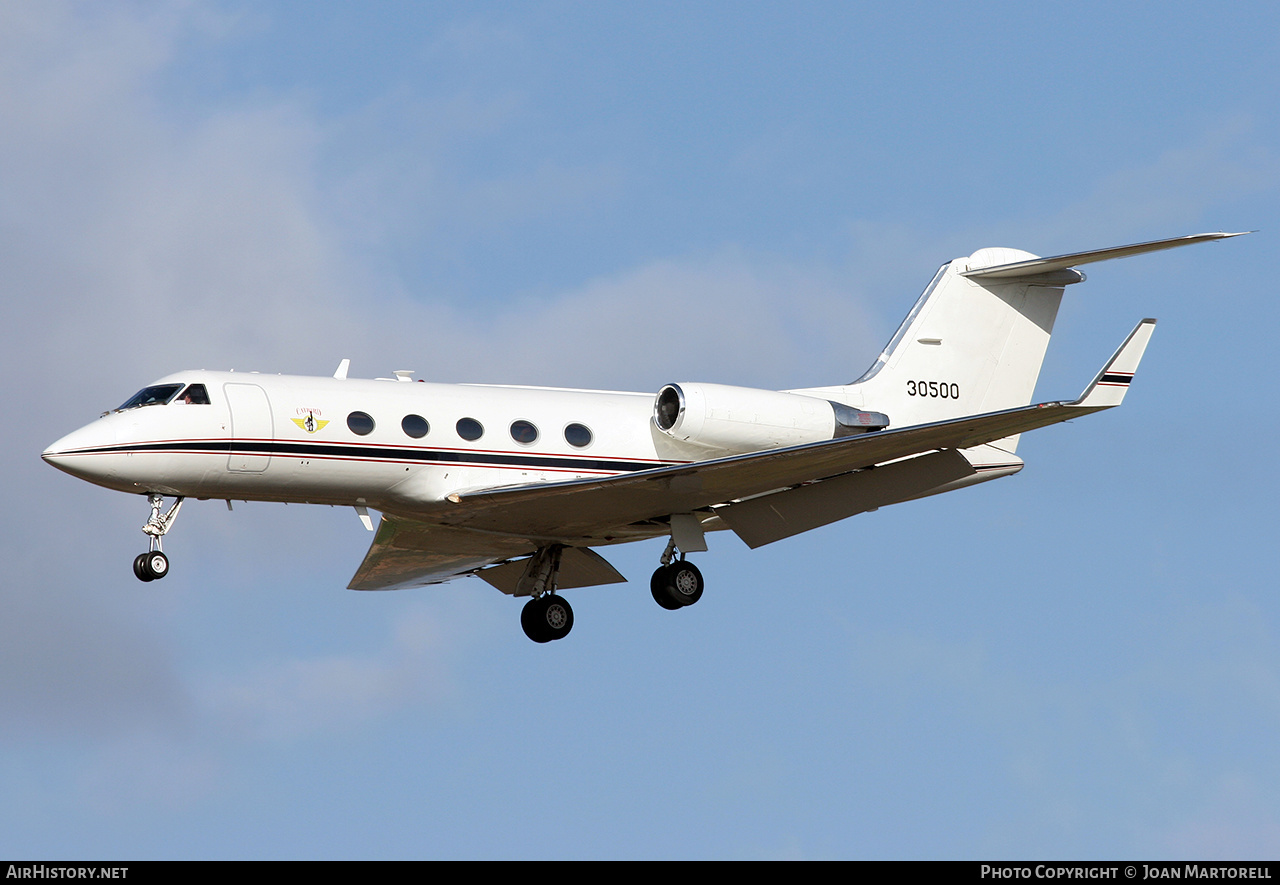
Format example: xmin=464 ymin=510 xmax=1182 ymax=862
xmin=907 ymin=380 xmax=959 ymax=399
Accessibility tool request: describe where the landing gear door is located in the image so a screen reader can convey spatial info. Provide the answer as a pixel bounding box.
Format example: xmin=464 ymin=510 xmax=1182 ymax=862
xmin=224 ymin=383 xmax=273 ymax=472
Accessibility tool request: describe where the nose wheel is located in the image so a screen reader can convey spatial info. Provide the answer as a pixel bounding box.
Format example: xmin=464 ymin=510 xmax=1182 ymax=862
xmin=133 ymin=551 xmax=169 ymax=582
xmin=133 ymin=494 xmax=183 ymax=582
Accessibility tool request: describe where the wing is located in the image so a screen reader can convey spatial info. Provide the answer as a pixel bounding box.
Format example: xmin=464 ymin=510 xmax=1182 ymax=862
xmin=349 ymin=319 xmax=1153 ymax=591
xmin=347 ymin=517 xmax=537 ymax=591
xmin=438 ymin=319 xmax=1156 ymax=537
xmin=347 ymin=517 xmax=632 ymax=592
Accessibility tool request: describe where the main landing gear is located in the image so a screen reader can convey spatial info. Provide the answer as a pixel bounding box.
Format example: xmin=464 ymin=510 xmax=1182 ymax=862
xmin=521 ymin=594 xmax=574 ymax=644
xmin=133 ymin=493 xmax=183 ymax=582
xmin=517 ymin=545 xmax=574 ymax=643
xmin=650 ymin=539 xmax=705 ymax=610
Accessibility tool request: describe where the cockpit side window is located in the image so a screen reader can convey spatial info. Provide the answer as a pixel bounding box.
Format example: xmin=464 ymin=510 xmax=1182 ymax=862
xmin=177 ymin=384 xmax=210 ymax=405
xmin=117 ymin=384 xmax=183 ymax=411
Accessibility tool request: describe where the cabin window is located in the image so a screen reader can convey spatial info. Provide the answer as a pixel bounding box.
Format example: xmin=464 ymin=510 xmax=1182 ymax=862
xmin=117 ymin=384 xmax=183 ymax=411
xmin=564 ymin=423 xmax=593 ymax=448
xmin=402 ymin=414 xmax=429 ymax=439
xmin=509 ymin=420 xmax=538 ymax=444
xmin=347 ymin=411 xmax=375 ymax=435
xmin=456 ymin=418 xmax=484 ymax=441
xmin=177 ymin=384 xmax=210 ymax=405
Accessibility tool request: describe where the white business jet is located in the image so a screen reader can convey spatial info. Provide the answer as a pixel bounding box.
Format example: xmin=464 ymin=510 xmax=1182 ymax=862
xmin=43 ymin=232 xmax=1245 ymax=642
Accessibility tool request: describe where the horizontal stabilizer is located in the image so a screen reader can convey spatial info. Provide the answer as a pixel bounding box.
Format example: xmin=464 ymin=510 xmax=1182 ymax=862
xmin=1073 ymin=318 xmax=1156 ymax=408
xmin=963 ymin=232 xmax=1249 ymax=280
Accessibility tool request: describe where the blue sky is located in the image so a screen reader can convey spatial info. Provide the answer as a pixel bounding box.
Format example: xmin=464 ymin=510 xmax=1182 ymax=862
xmin=2 ymin=0 xmax=1278 ymax=859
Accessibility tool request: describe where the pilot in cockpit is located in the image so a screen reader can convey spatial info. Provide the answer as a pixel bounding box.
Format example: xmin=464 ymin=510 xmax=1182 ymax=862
xmin=178 ymin=384 xmax=210 ymax=405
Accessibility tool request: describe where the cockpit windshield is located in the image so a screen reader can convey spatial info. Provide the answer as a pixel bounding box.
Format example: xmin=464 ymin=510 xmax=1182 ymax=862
xmin=116 ymin=384 xmax=183 ymax=411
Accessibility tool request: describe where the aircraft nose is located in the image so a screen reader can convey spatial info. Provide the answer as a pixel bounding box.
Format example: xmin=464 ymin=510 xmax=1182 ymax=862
xmin=43 ymin=420 xmax=119 ymax=483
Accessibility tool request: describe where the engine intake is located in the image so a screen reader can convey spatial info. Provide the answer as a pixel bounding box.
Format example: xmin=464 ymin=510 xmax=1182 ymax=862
xmin=653 ymin=383 xmax=888 ymax=454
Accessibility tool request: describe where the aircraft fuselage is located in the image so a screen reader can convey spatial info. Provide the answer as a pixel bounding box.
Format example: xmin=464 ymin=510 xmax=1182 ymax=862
xmin=43 ymin=371 xmax=688 ymax=518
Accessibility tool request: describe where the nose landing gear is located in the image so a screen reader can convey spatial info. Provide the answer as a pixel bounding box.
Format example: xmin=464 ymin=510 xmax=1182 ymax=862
xmin=133 ymin=493 xmax=183 ymax=582
xmin=133 ymin=550 xmax=169 ymax=582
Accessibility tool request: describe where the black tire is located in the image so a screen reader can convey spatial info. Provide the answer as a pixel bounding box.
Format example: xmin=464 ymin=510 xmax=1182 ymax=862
xmin=521 ymin=596 xmax=551 ymax=642
xmin=521 ymin=595 xmax=573 ymax=643
xmin=650 ymin=566 xmax=682 ymax=610
xmin=133 ymin=553 xmax=155 ymax=583
xmin=145 ymin=551 xmax=169 ymax=580
xmin=664 ymin=560 xmax=704 ymax=607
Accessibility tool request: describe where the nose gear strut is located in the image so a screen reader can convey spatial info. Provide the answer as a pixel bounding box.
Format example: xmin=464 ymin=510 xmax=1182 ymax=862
xmin=134 ymin=494 xmax=183 ymax=582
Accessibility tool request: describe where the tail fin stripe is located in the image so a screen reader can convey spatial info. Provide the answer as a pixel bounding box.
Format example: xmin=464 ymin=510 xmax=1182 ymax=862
xmin=1073 ymin=319 xmax=1156 ymax=408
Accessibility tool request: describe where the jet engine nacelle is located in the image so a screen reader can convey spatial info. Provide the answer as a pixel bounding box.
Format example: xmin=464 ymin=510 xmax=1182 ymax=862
xmin=653 ymin=382 xmax=888 ymax=454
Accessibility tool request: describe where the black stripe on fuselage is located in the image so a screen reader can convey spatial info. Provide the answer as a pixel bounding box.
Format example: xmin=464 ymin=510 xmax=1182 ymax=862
xmin=56 ymin=439 xmax=671 ymax=473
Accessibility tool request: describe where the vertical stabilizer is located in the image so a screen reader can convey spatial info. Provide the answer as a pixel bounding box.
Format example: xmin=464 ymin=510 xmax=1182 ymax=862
xmin=808 ymin=249 xmax=1078 ymax=433
xmin=791 ymin=232 xmax=1240 ymax=450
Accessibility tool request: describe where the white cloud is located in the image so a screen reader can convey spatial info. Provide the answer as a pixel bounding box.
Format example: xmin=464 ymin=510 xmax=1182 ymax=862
xmin=0 ymin=1 xmax=891 ymax=756
xmin=0 ymin=573 xmax=188 ymax=739
xmin=77 ymin=736 xmax=223 ymax=814
xmin=201 ymin=605 xmax=458 ymax=742
xmin=397 ymin=248 xmax=879 ymax=391
xmin=995 ymin=119 xmax=1277 ymax=251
